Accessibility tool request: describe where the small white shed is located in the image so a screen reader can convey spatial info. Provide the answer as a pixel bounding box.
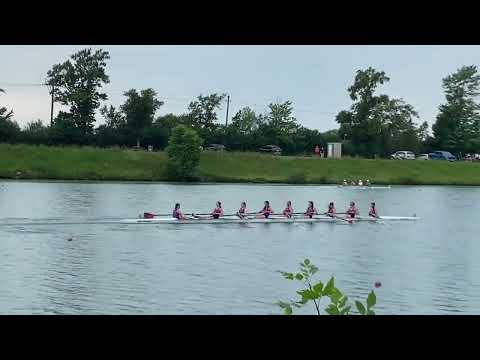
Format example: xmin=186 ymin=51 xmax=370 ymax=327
xmin=327 ymin=142 xmax=342 ymax=158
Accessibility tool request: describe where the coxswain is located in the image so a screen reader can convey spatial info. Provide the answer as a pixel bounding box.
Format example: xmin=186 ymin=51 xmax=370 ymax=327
xmin=369 ymin=202 xmax=379 ymax=218
xmin=346 ymin=201 xmax=359 ymax=219
xmin=283 ymin=201 xmax=293 ymax=218
xmin=258 ymin=201 xmax=274 ymax=218
xmin=212 ymin=201 xmax=224 ymax=219
xmin=326 ymin=202 xmax=336 ymax=217
xmin=237 ymin=201 xmax=248 ymax=219
xmin=305 ymin=201 xmax=317 ymax=218
xmin=172 ymin=203 xmax=186 ymax=220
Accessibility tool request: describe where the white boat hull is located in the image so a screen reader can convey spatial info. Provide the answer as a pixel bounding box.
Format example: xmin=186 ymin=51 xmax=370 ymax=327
xmin=122 ymin=215 xmax=419 ymax=224
xmin=337 ymin=186 xmax=392 ymax=189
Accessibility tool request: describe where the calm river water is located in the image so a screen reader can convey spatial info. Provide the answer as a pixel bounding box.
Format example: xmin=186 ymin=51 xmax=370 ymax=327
xmin=0 ymin=180 xmax=479 ymax=314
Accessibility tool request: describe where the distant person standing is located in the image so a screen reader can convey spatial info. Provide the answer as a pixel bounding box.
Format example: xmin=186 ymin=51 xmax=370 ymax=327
xmin=321 ymin=147 xmax=325 ymax=158
xmin=315 ymin=145 xmax=320 ymax=156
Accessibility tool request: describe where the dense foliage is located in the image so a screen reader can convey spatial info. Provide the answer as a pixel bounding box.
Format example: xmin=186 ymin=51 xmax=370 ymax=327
xmin=165 ymin=125 xmax=203 ymax=180
xmin=2 ymin=48 xmax=480 ymax=159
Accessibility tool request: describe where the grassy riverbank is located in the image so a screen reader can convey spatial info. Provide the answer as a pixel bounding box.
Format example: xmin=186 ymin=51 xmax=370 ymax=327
xmin=2 ymin=143 xmax=480 ymax=185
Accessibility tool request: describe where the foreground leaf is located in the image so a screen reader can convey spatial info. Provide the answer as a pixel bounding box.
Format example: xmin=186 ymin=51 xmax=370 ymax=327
xmin=355 ymin=301 xmax=366 ymax=315
xmin=367 ymin=291 xmax=376 ymax=309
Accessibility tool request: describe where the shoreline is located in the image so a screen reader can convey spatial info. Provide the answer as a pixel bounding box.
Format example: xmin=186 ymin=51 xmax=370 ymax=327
xmin=2 ymin=143 xmax=480 ymax=186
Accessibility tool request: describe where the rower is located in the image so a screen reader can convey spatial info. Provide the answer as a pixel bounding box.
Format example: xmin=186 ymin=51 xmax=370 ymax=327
xmin=346 ymin=201 xmax=359 ymax=219
xmin=369 ymin=202 xmax=379 ymax=218
xmin=212 ymin=201 xmax=224 ymax=219
xmin=173 ymin=203 xmax=186 ymax=220
xmin=305 ymin=201 xmax=317 ymax=218
xmin=283 ymin=201 xmax=293 ymax=218
xmin=258 ymin=201 xmax=274 ymax=218
xmin=350 ymin=180 xmax=356 ymax=186
xmin=358 ymin=179 xmax=363 ymax=186
xmin=342 ymin=179 xmax=348 ymax=186
xmin=366 ymin=179 xmax=371 ymax=186
xmin=326 ymin=202 xmax=336 ymax=217
xmin=237 ymin=201 xmax=247 ymax=219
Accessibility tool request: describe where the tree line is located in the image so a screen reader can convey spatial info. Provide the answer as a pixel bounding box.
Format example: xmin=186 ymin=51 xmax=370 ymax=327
xmin=1 ymin=48 xmax=480 ymax=158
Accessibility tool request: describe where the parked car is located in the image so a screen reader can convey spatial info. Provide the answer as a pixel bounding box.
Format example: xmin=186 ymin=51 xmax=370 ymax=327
xmin=428 ymin=150 xmax=456 ymax=161
xmin=205 ymin=144 xmax=226 ymax=152
xmin=391 ymin=151 xmax=415 ymax=160
xmin=259 ymin=145 xmax=282 ymax=155
xmin=416 ymin=153 xmax=429 ymax=160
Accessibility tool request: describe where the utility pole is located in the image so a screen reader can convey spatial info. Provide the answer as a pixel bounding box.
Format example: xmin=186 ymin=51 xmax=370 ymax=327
xmin=225 ymin=95 xmax=230 ymax=126
xmin=49 ymin=83 xmax=55 ymax=125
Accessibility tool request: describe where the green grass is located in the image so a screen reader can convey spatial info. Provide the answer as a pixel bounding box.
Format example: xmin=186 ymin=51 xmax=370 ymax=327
xmin=2 ymin=144 xmax=480 ymax=185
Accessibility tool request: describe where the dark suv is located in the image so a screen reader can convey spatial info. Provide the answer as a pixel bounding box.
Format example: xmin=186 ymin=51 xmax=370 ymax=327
xmin=428 ymin=151 xmax=456 ymax=161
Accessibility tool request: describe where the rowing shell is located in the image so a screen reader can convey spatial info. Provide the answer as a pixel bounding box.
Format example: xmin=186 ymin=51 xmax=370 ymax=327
xmin=122 ymin=215 xmax=419 ymax=224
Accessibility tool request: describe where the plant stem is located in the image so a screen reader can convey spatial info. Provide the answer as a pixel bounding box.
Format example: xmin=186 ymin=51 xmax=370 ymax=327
xmin=308 ymin=282 xmax=321 ymax=315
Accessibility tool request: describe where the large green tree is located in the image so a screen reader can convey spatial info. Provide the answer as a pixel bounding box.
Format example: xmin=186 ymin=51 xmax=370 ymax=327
xmin=336 ymin=67 xmax=422 ymax=157
xmin=187 ymin=93 xmax=226 ymax=133
xmin=432 ymin=65 xmax=480 ymax=154
xmin=120 ymin=88 xmax=164 ymax=147
xmin=47 ymin=48 xmax=110 ymax=136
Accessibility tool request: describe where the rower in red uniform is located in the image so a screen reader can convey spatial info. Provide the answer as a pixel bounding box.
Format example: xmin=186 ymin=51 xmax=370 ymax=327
xmin=172 ymin=203 xmax=186 ymax=220
xmin=346 ymin=201 xmax=359 ymax=219
xmin=305 ymin=201 xmax=317 ymax=218
xmin=212 ymin=201 xmax=224 ymax=219
xmin=237 ymin=201 xmax=247 ymax=219
xmin=368 ymin=202 xmax=379 ymax=218
xmin=258 ymin=201 xmax=274 ymax=218
xmin=326 ymin=202 xmax=336 ymax=217
xmin=283 ymin=201 xmax=293 ymax=218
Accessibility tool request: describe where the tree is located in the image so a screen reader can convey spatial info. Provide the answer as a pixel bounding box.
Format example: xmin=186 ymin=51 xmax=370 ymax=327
xmin=100 ymin=105 xmax=125 ymax=130
xmin=264 ymin=101 xmax=299 ymax=135
xmin=165 ymin=125 xmax=203 ymax=180
xmin=336 ymin=67 xmax=422 ymax=157
xmin=187 ymin=93 xmax=226 ymax=132
xmin=46 ymin=48 xmax=110 ymax=137
xmin=21 ymin=119 xmax=49 ymax=145
xmin=230 ymin=107 xmax=259 ymax=135
xmin=120 ymin=88 xmax=164 ymax=147
xmin=0 ymin=111 xmax=20 ymax=143
xmin=432 ymin=65 xmax=480 ymax=154
xmin=0 ymin=88 xmax=19 ymax=142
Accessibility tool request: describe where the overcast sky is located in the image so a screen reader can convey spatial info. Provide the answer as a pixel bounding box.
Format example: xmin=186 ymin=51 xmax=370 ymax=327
xmin=1 ymin=45 xmax=480 ymax=131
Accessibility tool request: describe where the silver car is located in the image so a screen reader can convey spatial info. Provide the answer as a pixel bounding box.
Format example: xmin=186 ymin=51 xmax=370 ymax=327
xmin=391 ymin=151 xmax=415 ymax=160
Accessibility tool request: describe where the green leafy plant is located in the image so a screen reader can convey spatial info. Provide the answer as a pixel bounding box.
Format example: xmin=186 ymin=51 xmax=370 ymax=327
xmin=277 ymin=259 xmax=379 ymax=315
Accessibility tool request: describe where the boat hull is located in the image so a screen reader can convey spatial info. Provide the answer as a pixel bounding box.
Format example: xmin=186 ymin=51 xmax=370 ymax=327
xmin=122 ymin=215 xmax=419 ymax=224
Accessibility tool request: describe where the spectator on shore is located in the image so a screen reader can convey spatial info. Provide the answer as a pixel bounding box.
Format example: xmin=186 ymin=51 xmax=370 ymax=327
xmin=315 ymin=145 xmax=320 ymax=156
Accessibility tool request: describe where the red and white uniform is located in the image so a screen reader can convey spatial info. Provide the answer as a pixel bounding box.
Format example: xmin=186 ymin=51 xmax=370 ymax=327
xmin=305 ymin=206 xmax=317 ymax=218
xmin=283 ymin=205 xmax=293 ymax=217
xmin=260 ymin=206 xmax=273 ymax=218
xmin=369 ymin=206 xmax=378 ymax=217
xmin=327 ymin=206 xmax=336 ymax=216
xmin=346 ymin=205 xmax=359 ymax=218
xmin=238 ymin=206 xmax=247 ymax=218
xmin=212 ymin=207 xmax=224 ymax=219
xmin=173 ymin=209 xmax=183 ymax=220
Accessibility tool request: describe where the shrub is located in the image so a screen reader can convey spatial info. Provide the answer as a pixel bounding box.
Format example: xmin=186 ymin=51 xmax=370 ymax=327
xmin=165 ymin=125 xmax=203 ymax=180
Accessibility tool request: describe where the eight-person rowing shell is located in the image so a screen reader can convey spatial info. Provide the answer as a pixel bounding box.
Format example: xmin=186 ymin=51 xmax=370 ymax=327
xmin=258 ymin=201 xmax=274 ymax=218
